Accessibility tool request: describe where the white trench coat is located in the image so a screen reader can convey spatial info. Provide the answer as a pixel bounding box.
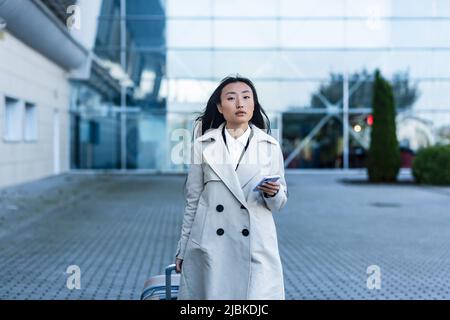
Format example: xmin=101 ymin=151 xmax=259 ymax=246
xmin=175 ymin=121 xmax=288 ymax=300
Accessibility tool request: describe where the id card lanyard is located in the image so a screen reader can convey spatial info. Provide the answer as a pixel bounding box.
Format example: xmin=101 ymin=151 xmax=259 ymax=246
xmin=222 ymin=125 xmax=254 ymax=171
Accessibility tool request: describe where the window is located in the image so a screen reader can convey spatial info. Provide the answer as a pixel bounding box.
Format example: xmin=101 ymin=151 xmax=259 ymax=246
xmin=24 ymin=102 xmax=37 ymax=141
xmin=4 ymin=97 xmax=23 ymax=141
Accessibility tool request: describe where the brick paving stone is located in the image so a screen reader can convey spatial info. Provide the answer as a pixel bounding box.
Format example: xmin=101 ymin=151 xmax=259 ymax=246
xmin=0 ymin=172 xmax=449 ymax=299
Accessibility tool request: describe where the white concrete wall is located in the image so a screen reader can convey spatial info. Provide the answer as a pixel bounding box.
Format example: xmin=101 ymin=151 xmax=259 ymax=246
xmin=0 ymin=31 xmax=70 ymax=189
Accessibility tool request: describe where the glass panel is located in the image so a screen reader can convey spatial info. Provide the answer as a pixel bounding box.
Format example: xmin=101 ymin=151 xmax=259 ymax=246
xmin=126 ymin=20 xmax=166 ymax=49
xmin=126 ymin=0 xmax=165 ymax=16
xmin=390 ymin=0 xmax=450 ymax=17
xmin=94 ymin=19 xmax=121 ymax=62
xmin=164 ymin=79 xmax=217 ymax=107
xmin=167 ymin=51 xmax=213 ymax=78
xmin=72 ymin=0 xmax=450 ymax=173
xmin=167 ymin=0 xmax=212 ymax=17
xmin=343 ymin=0 xmax=391 ymax=17
xmin=212 ymin=51 xmax=280 ymax=79
xmin=213 ymin=0 xmax=278 ymax=17
xmin=24 ymin=103 xmax=38 ymax=141
xmin=125 ymin=111 xmax=167 ymax=169
xmin=348 ymin=113 xmax=371 ymax=168
xmin=4 ymin=97 xmax=23 ymax=142
xmin=397 ymin=111 xmax=449 ymax=150
xmin=342 ymin=51 xmax=450 ymax=79
xmin=71 ymin=112 xmax=121 ymax=169
xmin=122 ymin=52 xmax=166 ymax=106
xmin=167 ymin=20 xmax=212 ymax=47
xmin=280 ymin=0 xmax=348 ymax=17
xmin=280 ymin=20 xmax=450 ymax=48
xmin=430 ymin=112 xmax=450 ymax=145
xmin=278 ymin=51 xmax=345 ymax=79
xmin=304 ymin=73 xmax=376 ymax=111
xmin=280 ymin=21 xmax=346 ymax=47
xmin=413 ymin=81 xmax=450 ymax=111
xmin=282 ymin=113 xmax=343 ymax=168
xmin=387 ymin=20 xmax=450 ymax=47
xmin=280 ymin=0 xmax=450 ymax=18
xmin=166 ymin=49 xmax=450 ymax=84
xmin=213 ymin=21 xmax=278 ymax=48
xmin=257 ymin=80 xmax=327 ymax=111
xmin=345 ymin=20 xmax=391 ymax=48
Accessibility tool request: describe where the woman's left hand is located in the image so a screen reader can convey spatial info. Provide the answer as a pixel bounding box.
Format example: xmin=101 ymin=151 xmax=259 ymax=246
xmin=257 ymin=181 xmax=280 ymax=197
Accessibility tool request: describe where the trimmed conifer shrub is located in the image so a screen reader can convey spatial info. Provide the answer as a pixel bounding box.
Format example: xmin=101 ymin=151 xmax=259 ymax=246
xmin=367 ymin=70 xmax=401 ymax=182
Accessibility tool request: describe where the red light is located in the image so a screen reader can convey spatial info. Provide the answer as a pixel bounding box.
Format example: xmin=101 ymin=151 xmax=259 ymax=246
xmin=367 ymin=114 xmax=373 ymax=126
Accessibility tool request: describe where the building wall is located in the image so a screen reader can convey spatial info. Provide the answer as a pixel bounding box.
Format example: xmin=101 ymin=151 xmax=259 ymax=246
xmin=0 ymin=31 xmax=70 ymax=188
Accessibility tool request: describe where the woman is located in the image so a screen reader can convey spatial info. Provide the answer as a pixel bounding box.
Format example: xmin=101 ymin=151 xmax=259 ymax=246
xmin=174 ymin=75 xmax=288 ymax=300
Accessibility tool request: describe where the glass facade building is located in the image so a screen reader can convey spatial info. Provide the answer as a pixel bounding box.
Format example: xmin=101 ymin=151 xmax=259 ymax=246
xmin=71 ymin=0 xmax=450 ymax=171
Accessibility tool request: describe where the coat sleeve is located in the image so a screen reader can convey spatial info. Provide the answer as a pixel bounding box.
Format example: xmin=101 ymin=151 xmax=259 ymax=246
xmin=262 ymin=143 xmax=288 ymax=212
xmin=175 ymin=141 xmax=204 ymax=260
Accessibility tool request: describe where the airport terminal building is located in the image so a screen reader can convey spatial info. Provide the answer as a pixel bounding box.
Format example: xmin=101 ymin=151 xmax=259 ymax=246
xmin=1 ymin=0 xmax=450 ymax=188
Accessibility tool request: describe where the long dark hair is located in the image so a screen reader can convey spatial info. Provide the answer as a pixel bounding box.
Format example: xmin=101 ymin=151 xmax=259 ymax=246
xmin=193 ymin=75 xmax=271 ymax=137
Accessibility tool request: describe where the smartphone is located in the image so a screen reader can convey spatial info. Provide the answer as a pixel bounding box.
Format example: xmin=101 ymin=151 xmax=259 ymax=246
xmin=253 ymin=175 xmax=281 ymax=192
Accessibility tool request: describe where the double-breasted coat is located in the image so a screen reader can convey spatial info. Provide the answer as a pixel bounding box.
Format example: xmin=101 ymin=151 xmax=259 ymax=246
xmin=175 ymin=121 xmax=288 ymax=300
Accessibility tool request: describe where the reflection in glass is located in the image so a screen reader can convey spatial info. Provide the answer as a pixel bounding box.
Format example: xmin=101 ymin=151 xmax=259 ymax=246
xmin=71 ymin=112 xmax=120 ymax=169
xmin=126 ymin=112 xmax=167 ymax=169
xmin=283 ymin=113 xmax=343 ymax=168
xmin=70 ymin=0 xmax=450 ymax=171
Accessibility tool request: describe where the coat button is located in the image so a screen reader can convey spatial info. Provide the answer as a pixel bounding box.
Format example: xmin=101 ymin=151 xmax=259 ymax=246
xmin=216 ymin=204 xmax=224 ymax=212
xmin=216 ymin=228 xmax=224 ymax=236
xmin=240 ymin=204 xmax=246 ymax=209
xmin=242 ymin=229 xmax=249 ymax=237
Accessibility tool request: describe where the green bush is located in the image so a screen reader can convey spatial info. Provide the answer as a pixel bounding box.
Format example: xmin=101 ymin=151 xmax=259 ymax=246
xmin=367 ymin=70 xmax=401 ymax=182
xmin=412 ymin=145 xmax=450 ymax=185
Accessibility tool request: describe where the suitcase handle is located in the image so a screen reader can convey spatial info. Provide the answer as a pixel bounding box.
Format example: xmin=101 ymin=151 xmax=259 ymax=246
xmin=165 ymin=264 xmax=177 ymax=300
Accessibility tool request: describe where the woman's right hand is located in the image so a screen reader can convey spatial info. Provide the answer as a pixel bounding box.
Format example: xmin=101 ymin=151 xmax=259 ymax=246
xmin=175 ymin=258 xmax=183 ymax=273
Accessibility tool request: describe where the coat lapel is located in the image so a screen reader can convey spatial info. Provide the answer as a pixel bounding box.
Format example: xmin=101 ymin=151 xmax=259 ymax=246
xmin=235 ymin=126 xmax=260 ymax=189
xmin=236 ymin=123 xmax=277 ymax=190
xmin=199 ymin=122 xmax=277 ymax=206
xmin=201 ymin=122 xmax=248 ymax=207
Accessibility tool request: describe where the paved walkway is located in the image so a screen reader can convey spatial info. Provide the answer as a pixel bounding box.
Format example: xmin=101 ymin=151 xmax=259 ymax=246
xmin=0 ymin=172 xmax=449 ymax=299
